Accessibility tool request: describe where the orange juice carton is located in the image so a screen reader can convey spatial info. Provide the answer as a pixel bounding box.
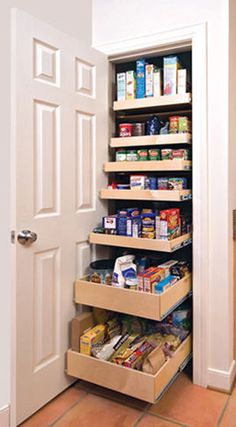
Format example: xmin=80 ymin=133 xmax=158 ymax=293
xmin=158 ymin=260 xmax=178 ymax=278
xmin=80 ymin=324 xmax=106 ymax=356
xmin=163 ymin=56 xmax=181 ymax=95
xmin=117 ymin=72 xmax=126 ymax=101
xmin=160 ymin=209 xmax=181 ymax=241
xmin=143 ymin=267 xmax=165 ymax=293
xmin=154 ymin=67 xmax=161 ymax=97
xmin=126 ymin=70 xmax=136 ymax=100
xmin=145 ymin=64 xmax=154 ymax=97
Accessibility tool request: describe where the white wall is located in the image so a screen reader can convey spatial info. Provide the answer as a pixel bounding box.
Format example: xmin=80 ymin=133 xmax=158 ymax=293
xmin=92 ymin=0 xmax=234 ymax=387
xmin=0 ymin=0 xmax=92 ymax=415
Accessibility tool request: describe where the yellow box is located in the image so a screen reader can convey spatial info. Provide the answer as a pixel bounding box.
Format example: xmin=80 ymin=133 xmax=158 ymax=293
xmin=80 ymin=324 xmax=106 ymax=356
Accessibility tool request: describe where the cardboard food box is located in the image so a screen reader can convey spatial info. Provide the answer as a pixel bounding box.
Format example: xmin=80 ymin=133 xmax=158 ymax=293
xmin=126 ymin=70 xmax=136 ymax=100
xmin=136 ymin=59 xmax=146 ymax=99
xmin=177 ymin=69 xmax=187 ymax=94
xmin=163 ymin=56 xmax=181 ymax=96
xmin=117 ymin=73 xmax=126 ymax=101
xmin=71 ymin=312 xmax=94 ymax=352
xmin=160 ymin=208 xmax=181 ymax=240
xmin=145 ymin=64 xmax=154 ymax=97
xmin=80 ymin=324 xmax=106 ymax=356
xmin=154 ymin=68 xmax=161 ymax=97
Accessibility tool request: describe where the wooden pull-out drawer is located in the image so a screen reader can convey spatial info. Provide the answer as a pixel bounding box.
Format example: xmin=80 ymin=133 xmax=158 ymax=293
xmin=74 ymin=274 xmax=191 ymax=321
xmin=67 ymin=335 xmax=191 ymax=403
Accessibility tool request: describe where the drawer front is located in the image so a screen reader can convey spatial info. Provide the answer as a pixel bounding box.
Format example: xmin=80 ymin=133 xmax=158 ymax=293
xmin=67 ymin=335 xmax=191 ymax=403
xmin=74 ymin=275 xmax=191 ymax=321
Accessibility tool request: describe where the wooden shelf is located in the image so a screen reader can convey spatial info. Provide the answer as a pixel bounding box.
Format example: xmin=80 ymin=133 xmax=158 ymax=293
xmin=110 ymin=133 xmax=191 ymax=148
xmin=74 ymin=274 xmax=191 ymax=321
xmin=100 ymin=189 xmax=192 ymax=202
xmin=67 ymin=335 xmax=191 ymax=403
xmin=104 ymin=160 xmax=191 ymax=172
xmin=89 ymin=232 xmax=192 ymax=253
xmin=113 ymin=93 xmax=191 ymax=111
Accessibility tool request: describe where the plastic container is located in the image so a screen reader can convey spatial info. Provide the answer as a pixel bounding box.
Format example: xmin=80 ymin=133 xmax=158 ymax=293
xmin=89 ymin=259 xmax=115 ymax=286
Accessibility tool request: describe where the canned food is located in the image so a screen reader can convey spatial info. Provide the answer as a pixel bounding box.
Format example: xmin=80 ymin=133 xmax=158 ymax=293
xmin=148 ymin=149 xmax=161 ymax=160
xmin=137 ymin=149 xmax=148 ymax=161
xmin=116 ymin=150 xmax=127 ymax=161
xmin=169 ymin=116 xmax=179 ymax=134
xmin=133 ymin=122 xmax=145 ymax=136
xmin=126 ymin=150 xmax=138 ymax=161
xmin=119 ymin=123 xmax=133 ymax=137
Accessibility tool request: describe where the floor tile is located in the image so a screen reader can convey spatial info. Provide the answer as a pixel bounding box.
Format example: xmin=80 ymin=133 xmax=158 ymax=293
xmin=218 ymin=387 xmax=235 ymax=426
xmin=19 ymin=386 xmax=87 ymax=427
xmin=92 ymin=383 xmax=149 ymax=410
xmin=137 ymin=414 xmax=183 ymax=427
xmin=148 ymin=373 xmax=228 ymax=427
xmin=53 ymin=393 xmax=141 ymax=427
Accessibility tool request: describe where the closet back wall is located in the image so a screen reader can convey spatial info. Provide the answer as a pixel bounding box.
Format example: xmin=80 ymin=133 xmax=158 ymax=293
xmin=92 ymin=0 xmax=233 ymax=389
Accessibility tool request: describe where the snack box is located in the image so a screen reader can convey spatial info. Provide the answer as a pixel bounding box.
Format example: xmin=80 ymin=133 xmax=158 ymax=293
xmin=172 ymin=149 xmax=191 ymax=160
xmin=143 ymin=267 xmax=165 ymax=293
xmin=154 ymin=68 xmax=161 ymax=97
xmin=130 ymin=175 xmax=147 ymax=190
xmin=161 ymin=149 xmax=173 ymax=160
xmin=126 ymin=70 xmax=136 ymax=100
xmin=158 ymin=260 xmax=178 ymax=278
xmin=136 ymin=59 xmax=146 ymax=99
xmin=154 ymin=275 xmax=178 ymax=294
xmin=159 ymin=208 xmax=181 ymax=241
xmin=80 ymin=324 xmax=106 ymax=356
xmin=117 ymin=72 xmax=126 ymax=101
xmin=177 ymin=69 xmax=187 ymax=95
xmin=168 ymin=177 xmax=187 ymax=190
xmin=137 ymin=267 xmax=156 ymax=291
xmin=145 ymin=64 xmax=154 ymax=97
xmin=163 ymin=56 xmax=181 ymax=96
xmin=170 ymin=261 xmax=190 ymax=279
xmin=103 ymin=215 xmax=117 ymax=230
xmin=157 ymin=177 xmax=168 ymax=190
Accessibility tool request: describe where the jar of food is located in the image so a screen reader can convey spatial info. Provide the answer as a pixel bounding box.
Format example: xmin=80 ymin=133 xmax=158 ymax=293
xmin=119 ymin=123 xmax=133 ymax=137
xmin=132 ymin=122 xmax=145 ymax=136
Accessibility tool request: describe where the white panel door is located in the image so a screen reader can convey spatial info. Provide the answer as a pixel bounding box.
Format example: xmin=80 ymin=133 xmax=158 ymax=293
xmin=12 ymin=10 xmax=108 ymax=424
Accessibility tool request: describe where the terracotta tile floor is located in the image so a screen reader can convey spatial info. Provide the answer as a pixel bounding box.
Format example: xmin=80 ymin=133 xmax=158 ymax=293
xmin=19 ymin=370 xmax=233 ymax=427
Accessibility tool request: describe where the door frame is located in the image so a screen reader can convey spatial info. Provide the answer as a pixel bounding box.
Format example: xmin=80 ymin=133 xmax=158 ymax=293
xmin=95 ymin=23 xmax=208 ymax=388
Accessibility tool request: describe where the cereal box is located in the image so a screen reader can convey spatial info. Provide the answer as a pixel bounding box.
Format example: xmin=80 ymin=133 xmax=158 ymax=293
xmin=163 ymin=56 xmax=181 ymax=96
xmin=154 ymin=68 xmax=161 ymax=97
xmin=117 ymin=73 xmax=126 ymax=101
xmin=126 ymin=70 xmax=136 ymax=100
xmin=136 ymin=59 xmax=146 ymax=99
xmin=145 ymin=64 xmax=154 ymax=97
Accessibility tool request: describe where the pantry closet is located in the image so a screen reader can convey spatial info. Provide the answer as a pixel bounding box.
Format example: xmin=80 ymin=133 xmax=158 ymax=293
xmin=67 ymin=44 xmax=196 ymax=402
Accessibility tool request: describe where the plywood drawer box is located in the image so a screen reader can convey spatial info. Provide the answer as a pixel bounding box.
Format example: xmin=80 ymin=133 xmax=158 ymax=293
xmin=67 ymin=335 xmax=191 ymax=403
xmin=74 ymin=274 xmax=192 ymax=321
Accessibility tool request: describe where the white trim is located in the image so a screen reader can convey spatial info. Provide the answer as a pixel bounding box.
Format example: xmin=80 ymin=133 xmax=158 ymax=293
xmin=96 ymin=23 xmax=208 ymax=388
xmin=0 ymin=405 xmax=10 ymax=427
xmin=207 ymin=360 xmax=236 ymax=392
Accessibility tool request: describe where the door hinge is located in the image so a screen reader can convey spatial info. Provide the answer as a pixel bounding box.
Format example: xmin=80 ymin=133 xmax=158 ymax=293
xmin=11 ymin=230 xmax=15 ymax=244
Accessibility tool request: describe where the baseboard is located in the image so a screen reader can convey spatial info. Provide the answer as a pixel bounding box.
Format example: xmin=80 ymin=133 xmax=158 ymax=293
xmin=0 ymin=405 xmax=10 ymax=427
xmin=207 ymin=360 xmax=236 ymax=392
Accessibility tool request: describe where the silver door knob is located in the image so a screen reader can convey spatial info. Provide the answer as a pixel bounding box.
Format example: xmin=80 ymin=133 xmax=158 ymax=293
xmin=17 ymin=230 xmax=37 ymax=245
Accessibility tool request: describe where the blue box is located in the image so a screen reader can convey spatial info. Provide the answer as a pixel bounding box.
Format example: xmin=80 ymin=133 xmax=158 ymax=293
xmin=136 ymin=59 xmax=146 ymax=99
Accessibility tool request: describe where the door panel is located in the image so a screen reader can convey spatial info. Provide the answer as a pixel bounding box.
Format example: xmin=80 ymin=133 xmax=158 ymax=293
xmin=12 ymin=10 xmax=108 ymax=423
